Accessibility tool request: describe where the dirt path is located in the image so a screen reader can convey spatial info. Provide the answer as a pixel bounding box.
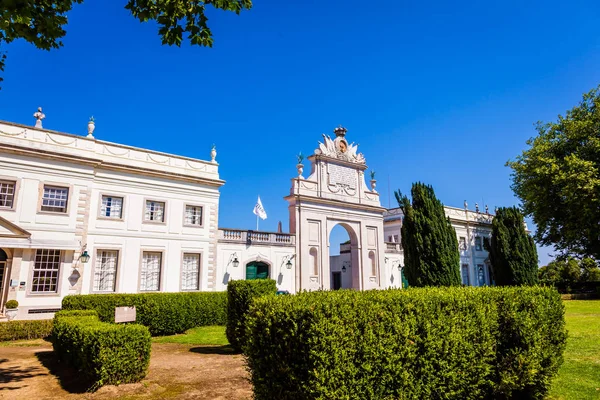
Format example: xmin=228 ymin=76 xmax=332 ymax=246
xmin=0 ymin=342 xmax=252 ymax=399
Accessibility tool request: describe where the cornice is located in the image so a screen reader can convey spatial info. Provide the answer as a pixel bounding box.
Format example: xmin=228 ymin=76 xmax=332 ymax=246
xmin=0 ymin=143 xmax=225 ymax=187
xmin=284 ymin=193 xmax=386 ymax=213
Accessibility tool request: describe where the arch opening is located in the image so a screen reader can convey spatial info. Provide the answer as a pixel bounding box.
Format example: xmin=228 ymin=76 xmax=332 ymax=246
xmin=328 ymin=223 xmax=358 ymax=290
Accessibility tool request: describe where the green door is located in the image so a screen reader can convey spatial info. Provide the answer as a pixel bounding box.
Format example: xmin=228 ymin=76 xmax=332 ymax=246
xmin=246 ymin=261 xmax=269 ymax=280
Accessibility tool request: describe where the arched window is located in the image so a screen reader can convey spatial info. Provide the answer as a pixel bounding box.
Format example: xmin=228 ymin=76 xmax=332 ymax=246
xmin=309 ymin=247 xmax=319 ymax=276
xmin=369 ymin=251 xmax=376 ymax=276
xmin=0 ymin=249 xmax=7 ymax=262
xmin=246 ymin=261 xmax=269 ymax=280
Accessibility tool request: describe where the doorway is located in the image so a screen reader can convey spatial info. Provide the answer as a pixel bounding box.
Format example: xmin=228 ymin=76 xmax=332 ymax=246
xmin=245 ymin=261 xmax=270 ymax=280
xmin=0 ymin=249 xmax=8 ymax=310
xmin=332 ymin=271 xmax=342 ymax=290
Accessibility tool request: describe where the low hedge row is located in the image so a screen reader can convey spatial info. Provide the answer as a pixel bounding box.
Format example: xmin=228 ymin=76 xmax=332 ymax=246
xmin=245 ymin=286 xmax=567 ymax=400
xmin=62 ymin=291 xmax=227 ymax=336
xmin=52 ymin=310 xmax=151 ymax=389
xmin=0 ymin=319 xmax=53 ymax=341
xmin=226 ymin=279 xmax=277 ymax=351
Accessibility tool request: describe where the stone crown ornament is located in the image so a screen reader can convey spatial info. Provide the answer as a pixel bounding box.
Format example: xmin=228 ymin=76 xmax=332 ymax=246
xmin=315 ymin=126 xmax=366 ymax=164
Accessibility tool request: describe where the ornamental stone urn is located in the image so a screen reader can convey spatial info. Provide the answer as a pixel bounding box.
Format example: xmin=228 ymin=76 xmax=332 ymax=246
xmin=211 ymin=145 xmax=217 ymax=163
xmin=87 ymin=117 xmax=95 ymax=138
xmin=5 ymin=300 xmax=18 ymax=321
xmin=370 ymin=179 xmax=377 ymax=192
xmin=297 ymin=163 xmax=304 ymax=178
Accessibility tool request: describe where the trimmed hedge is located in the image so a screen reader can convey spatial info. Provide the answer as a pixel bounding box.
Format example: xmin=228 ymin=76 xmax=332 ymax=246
xmin=0 ymin=319 xmax=53 ymax=341
xmin=245 ymin=286 xmax=567 ymax=400
xmin=226 ymin=279 xmax=277 ymax=351
xmin=62 ymin=291 xmax=227 ymax=336
xmin=52 ymin=310 xmax=151 ymax=389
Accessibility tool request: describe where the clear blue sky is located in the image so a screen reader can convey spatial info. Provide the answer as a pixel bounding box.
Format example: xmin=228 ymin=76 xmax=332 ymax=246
xmin=1 ymin=0 xmax=599 ymax=264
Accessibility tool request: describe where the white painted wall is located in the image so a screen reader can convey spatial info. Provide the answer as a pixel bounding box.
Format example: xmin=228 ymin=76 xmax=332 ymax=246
xmin=215 ymin=242 xmax=296 ymax=292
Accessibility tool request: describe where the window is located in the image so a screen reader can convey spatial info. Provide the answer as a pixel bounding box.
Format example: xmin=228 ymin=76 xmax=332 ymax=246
xmin=93 ymin=250 xmax=118 ymax=292
xmin=475 ymin=236 xmax=483 ymax=251
xmin=100 ymin=196 xmax=123 ymax=219
xmin=393 ymin=234 xmax=399 ymax=243
xmin=31 ymin=249 xmax=61 ymax=293
xmin=140 ymin=252 xmax=162 ymax=291
xmin=387 ymin=235 xmax=392 ymax=242
xmin=41 ymin=185 xmax=68 ymax=213
xmin=0 ymin=181 xmax=15 ymax=208
xmin=461 ymin=264 xmax=470 ymax=286
xmin=181 ymin=253 xmax=200 ymax=290
xmin=145 ymin=200 xmax=165 ymax=222
xmin=459 ymin=237 xmax=467 ymax=250
xmin=184 ymin=205 xmax=203 ymax=226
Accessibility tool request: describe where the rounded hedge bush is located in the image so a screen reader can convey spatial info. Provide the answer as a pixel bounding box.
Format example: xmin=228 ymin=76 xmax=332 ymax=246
xmin=52 ymin=310 xmax=151 ymax=390
xmin=5 ymin=300 xmax=18 ymax=309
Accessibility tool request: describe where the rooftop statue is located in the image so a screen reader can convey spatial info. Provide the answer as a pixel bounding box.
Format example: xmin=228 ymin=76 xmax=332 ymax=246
xmin=33 ymin=107 xmax=45 ymax=129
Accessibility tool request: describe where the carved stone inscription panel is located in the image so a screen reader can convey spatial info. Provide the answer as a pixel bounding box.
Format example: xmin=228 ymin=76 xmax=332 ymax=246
xmin=327 ymin=163 xmax=356 ymax=189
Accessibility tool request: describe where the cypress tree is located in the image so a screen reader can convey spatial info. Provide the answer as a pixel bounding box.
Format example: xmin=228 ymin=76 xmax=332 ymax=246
xmin=485 ymin=206 xmax=539 ymax=286
xmin=395 ymin=182 xmax=461 ymax=287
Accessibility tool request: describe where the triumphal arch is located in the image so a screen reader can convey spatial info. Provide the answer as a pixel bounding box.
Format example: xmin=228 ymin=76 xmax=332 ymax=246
xmin=285 ymin=126 xmax=386 ymax=291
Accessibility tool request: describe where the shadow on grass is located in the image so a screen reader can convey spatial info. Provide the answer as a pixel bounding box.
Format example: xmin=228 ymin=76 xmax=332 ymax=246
xmin=189 ymin=345 xmax=238 ymax=355
xmin=34 ymin=351 xmax=92 ymax=394
xmin=0 ymin=357 xmax=47 ymax=391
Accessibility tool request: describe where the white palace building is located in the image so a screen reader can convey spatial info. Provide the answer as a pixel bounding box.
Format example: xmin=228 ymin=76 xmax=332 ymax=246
xmin=0 ymin=114 xmax=495 ymax=319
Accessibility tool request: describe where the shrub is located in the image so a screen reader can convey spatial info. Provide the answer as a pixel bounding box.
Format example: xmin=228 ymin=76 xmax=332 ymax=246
xmin=52 ymin=310 xmax=151 ymax=389
xmin=62 ymin=291 xmax=227 ymax=336
xmin=226 ymin=279 xmax=277 ymax=351
xmin=0 ymin=319 xmax=53 ymax=341
xmin=5 ymin=300 xmax=18 ymax=309
xmin=245 ymin=286 xmax=567 ymax=400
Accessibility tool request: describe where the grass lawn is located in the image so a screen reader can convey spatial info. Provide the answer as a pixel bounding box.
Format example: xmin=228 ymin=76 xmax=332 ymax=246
xmin=548 ymin=300 xmax=600 ymax=399
xmin=152 ymin=325 xmax=229 ymax=346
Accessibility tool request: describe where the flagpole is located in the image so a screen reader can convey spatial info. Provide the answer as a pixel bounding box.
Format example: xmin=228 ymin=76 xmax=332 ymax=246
xmin=256 ymin=214 xmax=259 ymax=231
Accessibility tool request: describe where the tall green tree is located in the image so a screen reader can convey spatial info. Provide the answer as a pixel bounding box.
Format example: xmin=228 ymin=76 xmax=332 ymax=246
xmin=395 ymin=182 xmax=461 ymax=287
xmin=508 ymin=85 xmax=600 ymax=259
xmin=0 ymin=0 xmax=252 ymax=87
xmin=485 ymin=206 xmax=538 ymax=286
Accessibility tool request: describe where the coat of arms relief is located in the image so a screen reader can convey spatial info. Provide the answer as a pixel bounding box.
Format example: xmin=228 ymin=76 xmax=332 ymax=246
xmin=315 ymin=126 xmax=366 ymax=165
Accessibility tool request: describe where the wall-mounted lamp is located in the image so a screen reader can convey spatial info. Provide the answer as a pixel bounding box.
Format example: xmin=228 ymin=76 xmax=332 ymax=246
xmin=398 ymin=263 xmax=403 ymax=272
xmin=384 ymin=257 xmax=389 ymax=263
xmin=342 ymin=261 xmax=350 ymax=273
xmin=227 ymin=252 xmax=239 ymax=269
xmin=281 ymin=254 xmax=295 ymax=270
xmin=79 ymin=250 xmax=90 ymax=264
xmin=78 ymin=242 xmax=90 ymax=265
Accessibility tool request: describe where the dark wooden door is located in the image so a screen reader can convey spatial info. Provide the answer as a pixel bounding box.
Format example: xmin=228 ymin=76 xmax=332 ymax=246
xmin=332 ymin=271 xmax=342 ymax=290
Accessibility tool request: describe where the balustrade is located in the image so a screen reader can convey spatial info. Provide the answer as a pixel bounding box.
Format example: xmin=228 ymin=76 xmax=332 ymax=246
xmin=218 ymin=229 xmax=295 ymax=246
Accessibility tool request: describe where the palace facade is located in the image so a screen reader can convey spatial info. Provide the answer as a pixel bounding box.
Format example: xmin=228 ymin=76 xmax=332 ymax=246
xmin=0 ymin=118 xmax=494 ymax=320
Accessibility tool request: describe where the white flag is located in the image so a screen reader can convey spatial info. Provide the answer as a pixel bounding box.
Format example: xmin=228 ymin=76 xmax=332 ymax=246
xmin=253 ymin=196 xmax=267 ymax=220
